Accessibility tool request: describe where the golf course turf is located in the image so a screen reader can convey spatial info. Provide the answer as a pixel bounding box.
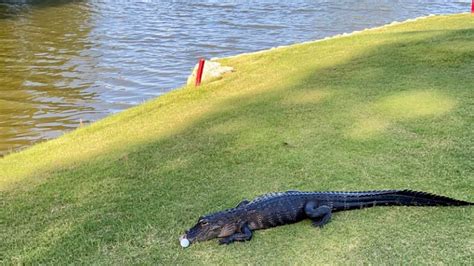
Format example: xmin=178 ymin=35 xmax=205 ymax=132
xmin=1 ymin=14 xmax=473 ymax=264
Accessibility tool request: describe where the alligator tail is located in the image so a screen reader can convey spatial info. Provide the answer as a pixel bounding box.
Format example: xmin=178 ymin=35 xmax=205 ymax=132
xmin=336 ymin=190 xmax=473 ymax=211
xmin=384 ymin=190 xmax=472 ymax=206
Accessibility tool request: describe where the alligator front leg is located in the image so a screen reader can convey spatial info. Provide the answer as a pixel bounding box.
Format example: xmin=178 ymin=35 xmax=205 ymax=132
xmin=304 ymin=201 xmax=332 ymax=228
xmin=218 ymin=223 xmax=253 ymax=245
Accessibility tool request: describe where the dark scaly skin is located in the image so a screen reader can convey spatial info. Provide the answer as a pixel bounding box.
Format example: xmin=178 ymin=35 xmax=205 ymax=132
xmin=182 ymin=190 xmax=473 ymax=246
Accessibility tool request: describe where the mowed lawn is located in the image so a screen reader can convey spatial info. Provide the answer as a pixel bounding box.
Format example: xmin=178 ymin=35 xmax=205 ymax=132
xmin=1 ymin=14 xmax=473 ymax=264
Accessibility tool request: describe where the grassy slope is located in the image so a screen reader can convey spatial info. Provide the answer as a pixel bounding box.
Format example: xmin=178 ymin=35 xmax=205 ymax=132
xmin=1 ymin=14 xmax=473 ymax=264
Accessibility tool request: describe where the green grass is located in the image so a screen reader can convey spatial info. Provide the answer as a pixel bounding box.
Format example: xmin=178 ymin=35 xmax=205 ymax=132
xmin=1 ymin=14 xmax=473 ymax=264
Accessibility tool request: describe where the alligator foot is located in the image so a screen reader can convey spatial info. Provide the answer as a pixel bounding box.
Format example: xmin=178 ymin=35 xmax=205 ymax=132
xmin=218 ymin=223 xmax=252 ymax=245
xmin=304 ymin=201 xmax=332 ymax=228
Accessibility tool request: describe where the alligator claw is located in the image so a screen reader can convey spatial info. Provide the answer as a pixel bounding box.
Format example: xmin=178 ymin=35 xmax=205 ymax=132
xmin=311 ymin=220 xmax=326 ymax=228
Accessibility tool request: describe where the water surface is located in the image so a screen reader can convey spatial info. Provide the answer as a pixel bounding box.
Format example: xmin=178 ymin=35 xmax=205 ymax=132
xmin=0 ymin=0 xmax=470 ymax=155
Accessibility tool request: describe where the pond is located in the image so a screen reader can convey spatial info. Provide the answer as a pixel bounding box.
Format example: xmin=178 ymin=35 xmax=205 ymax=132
xmin=0 ymin=0 xmax=470 ymax=155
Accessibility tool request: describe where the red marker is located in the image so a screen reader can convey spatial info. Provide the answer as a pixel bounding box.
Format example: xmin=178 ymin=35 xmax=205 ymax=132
xmin=471 ymin=0 xmax=474 ymax=13
xmin=195 ymin=58 xmax=205 ymax=87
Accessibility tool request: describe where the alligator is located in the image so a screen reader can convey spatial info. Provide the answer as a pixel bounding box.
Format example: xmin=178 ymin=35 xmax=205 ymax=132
xmin=180 ymin=190 xmax=472 ymax=246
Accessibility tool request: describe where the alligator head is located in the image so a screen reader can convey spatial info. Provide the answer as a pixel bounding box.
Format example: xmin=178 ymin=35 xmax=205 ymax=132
xmin=181 ymin=211 xmax=240 ymax=245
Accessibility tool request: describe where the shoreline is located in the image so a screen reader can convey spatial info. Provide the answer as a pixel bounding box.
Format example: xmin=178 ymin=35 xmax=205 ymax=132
xmin=212 ymin=12 xmax=469 ymax=61
xmin=0 ymin=13 xmax=468 ymax=157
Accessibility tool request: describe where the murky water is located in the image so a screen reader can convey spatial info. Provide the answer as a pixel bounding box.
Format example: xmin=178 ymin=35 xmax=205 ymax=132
xmin=0 ymin=0 xmax=470 ymax=155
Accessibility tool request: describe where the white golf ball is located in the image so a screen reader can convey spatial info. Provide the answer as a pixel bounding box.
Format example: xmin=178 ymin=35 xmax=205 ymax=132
xmin=180 ymin=238 xmax=190 ymax=248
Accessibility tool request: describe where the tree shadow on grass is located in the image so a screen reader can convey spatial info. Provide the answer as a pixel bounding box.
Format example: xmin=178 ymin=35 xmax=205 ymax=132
xmin=3 ymin=25 xmax=474 ymax=263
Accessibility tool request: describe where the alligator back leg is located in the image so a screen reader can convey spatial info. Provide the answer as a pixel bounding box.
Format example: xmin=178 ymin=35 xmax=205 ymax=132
xmin=304 ymin=201 xmax=332 ymax=228
xmin=218 ymin=222 xmax=253 ymax=245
